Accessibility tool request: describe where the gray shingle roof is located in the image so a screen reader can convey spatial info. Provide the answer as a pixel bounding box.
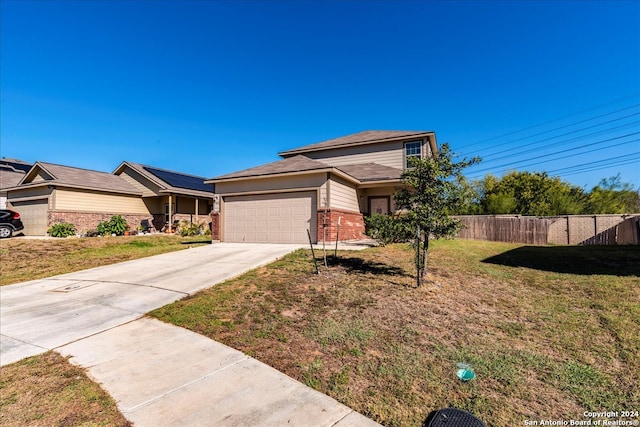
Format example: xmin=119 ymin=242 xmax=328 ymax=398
xmin=25 ymin=162 xmax=141 ymax=195
xmin=278 ymin=130 xmax=431 ymax=157
xmin=208 ymin=155 xmax=331 ymax=181
xmin=0 ymin=169 xmax=26 ymax=189
xmin=208 ymin=155 xmax=403 ymax=184
xmin=337 ymin=163 xmax=403 ymax=182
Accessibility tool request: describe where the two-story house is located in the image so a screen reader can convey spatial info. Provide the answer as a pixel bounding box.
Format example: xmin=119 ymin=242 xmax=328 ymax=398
xmin=206 ymin=130 xmax=438 ymax=244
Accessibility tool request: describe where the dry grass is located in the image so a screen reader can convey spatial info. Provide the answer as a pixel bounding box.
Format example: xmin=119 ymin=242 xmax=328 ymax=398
xmin=0 ymin=352 xmax=131 ymax=427
xmin=0 ymin=235 xmax=209 ymax=285
xmin=151 ymin=240 xmax=640 ymax=426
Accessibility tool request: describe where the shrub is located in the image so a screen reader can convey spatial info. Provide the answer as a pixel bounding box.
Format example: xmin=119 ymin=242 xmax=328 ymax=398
xmin=178 ymin=220 xmax=210 ymax=237
xmin=97 ymin=215 xmax=129 ymax=236
xmin=48 ymin=222 xmax=76 ymax=238
xmin=364 ymin=214 xmax=412 ymax=246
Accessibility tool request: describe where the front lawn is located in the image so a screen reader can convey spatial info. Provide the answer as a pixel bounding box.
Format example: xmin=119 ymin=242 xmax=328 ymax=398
xmin=0 ymin=235 xmax=210 ymax=286
xmin=0 ymin=352 xmax=131 ymax=427
xmin=151 ymin=240 xmax=640 ymax=426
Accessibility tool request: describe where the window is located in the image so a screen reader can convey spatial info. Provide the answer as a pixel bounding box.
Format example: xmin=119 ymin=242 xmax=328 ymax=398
xmin=404 ymin=141 xmax=422 ymax=168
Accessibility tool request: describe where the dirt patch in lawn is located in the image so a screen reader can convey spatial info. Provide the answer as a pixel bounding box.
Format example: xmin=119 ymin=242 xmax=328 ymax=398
xmin=151 ymin=241 xmax=640 ymax=426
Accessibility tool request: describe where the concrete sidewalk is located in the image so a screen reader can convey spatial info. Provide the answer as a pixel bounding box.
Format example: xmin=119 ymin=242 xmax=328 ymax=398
xmin=58 ymin=318 xmax=378 ymax=426
xmin=1 ymin=242 xmax=380 ymax=426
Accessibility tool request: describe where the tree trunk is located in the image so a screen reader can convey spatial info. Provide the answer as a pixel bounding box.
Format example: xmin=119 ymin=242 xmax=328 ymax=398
xmin=415 ymin=223 xmax=421 ymax=287
xmin=421 ymin=232 xmax=429 ymax=282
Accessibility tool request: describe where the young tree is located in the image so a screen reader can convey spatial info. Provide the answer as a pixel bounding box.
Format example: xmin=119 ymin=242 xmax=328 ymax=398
xmin=394 ymin=144 xmax=480 ymax=287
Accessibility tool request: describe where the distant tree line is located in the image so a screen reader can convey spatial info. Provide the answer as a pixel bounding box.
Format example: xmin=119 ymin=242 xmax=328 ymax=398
xmin=457 ymin=171 xmax=640 ymax=216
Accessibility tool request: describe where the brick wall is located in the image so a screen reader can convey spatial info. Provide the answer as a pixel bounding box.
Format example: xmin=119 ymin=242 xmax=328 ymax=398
xmin=211 ymin=212 xmax=220 ymax=241
xmin=48 ymin=211 xmax=213 ymax=235
xmin=48 ymin=211 xmax=154 ymax=235
xmin=317 ymin=209 xmax=365 ymax=242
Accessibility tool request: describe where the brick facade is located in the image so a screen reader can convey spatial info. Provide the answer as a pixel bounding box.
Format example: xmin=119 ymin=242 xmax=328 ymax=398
xmin=48 ymin=211 xmax=154 ymax=235
xmin=48 ymin=211 xmax=212 ymax=235
xmin=210 ymin=212 xmax=220 ymax=241
xmin=316 ymin=209 xmax=366 ymax=242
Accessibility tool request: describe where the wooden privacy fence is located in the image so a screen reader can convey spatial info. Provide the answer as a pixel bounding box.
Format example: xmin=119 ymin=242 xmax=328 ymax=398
xmin=456 ymin=214 xmax=640 ymax=245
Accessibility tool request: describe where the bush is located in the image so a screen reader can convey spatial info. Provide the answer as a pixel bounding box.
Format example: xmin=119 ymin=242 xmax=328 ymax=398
xmin=96 ymin=215 xmax=129 ymax=236
xmin=177 ymin=220 xmax=210 ymax=237
xmin=48 ymin=222 xmax=76 ymax=238
xmin=364 ymin=214 xmax=412 ymax=246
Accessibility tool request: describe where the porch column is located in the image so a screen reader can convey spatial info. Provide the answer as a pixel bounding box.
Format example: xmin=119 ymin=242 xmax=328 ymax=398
xmin=168 ymin=194 xmax=173 ymax=233
xmin=195 ymin=197 xmax=199 ymax=224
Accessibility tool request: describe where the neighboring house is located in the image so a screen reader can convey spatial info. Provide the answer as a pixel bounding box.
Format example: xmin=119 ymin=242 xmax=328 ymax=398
xmin=113 ymin=162 xmax=214 ymax=231
xmin=7 ymin=161 xmax=213 ymax=236
xmin=0 ymin=158 xmax=31 ymax=209
xmin=206 ymin=130 xmax=438 ymax=244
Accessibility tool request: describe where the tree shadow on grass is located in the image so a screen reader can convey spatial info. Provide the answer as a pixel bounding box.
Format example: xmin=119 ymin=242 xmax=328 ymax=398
xmin=482 ymin=245 xmax=640 ymax=276
xmin=324 ymin=255 xmax=415 ymax=288
xmin=324 ymin=255 xmax=410 ymax=277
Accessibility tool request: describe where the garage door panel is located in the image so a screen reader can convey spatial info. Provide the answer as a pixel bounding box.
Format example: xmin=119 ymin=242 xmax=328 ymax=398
xmin=9 ymin=199 xmax=49 ymax=236
xmin=224 ymin=192 xmax=316 ymax=243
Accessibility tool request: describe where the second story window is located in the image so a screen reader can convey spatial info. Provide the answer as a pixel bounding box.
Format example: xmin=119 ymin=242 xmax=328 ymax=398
xmin=404 ymin=141 xmax=422 ymax=168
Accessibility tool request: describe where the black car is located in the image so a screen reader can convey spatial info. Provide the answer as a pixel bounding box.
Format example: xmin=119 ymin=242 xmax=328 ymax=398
xmin=0 ymin=209 xmax=24 ymax=238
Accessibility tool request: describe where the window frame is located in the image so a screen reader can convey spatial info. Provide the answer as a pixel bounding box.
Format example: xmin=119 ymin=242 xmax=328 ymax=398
xmin=404 ymin=141 xmax=422 ymax=169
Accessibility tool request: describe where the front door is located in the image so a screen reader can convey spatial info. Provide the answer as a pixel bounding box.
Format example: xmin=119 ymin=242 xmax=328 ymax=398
xmin=369 ymin=196 xmax=390 ymax=215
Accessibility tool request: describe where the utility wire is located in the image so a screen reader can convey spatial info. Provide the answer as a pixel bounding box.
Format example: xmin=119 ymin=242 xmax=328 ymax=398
xmin=455 ymin=94 xmax=640 ymax=150
xmin=466 ymin=133 xmax=640 ymax=176
xmin=472 ymin=120 xmax=640 ymax=166
xmin=561 ymin=159 xmax=640 ymax=177
xmin=546 ymin=152 xmax=640 ymax=174
xmin=470 ymin=111 xmax=640 ymax=159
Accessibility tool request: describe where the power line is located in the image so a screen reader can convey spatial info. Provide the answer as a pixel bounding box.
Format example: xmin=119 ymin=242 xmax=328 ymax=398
xmin=474 ymin=112 xmax=639 ymax=160
xmin=546 ymin=152 xmax=640 ymax=174
xmin=472 ymin=120 xmax=640 ymax=166
xmin=455 ymin=94 xmax=640 ymax=150
xmin=560 ymin=159 xmax=640 ymax=177
xmin=466 ymin=133 xmax=640 ymax=176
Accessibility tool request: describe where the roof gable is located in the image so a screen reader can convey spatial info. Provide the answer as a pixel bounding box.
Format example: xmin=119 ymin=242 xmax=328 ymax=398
xmin=19 ymin=162 xmax=140 ymax=195
xmin=278 ymin=130 xmax=432 ymax=157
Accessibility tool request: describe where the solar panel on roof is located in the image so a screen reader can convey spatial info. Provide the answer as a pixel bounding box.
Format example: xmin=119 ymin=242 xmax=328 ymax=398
xmin=143 ymin=166 xmax=212 ymax=193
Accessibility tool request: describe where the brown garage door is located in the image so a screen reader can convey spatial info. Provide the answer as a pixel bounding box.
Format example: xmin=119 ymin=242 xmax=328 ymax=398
xmin=224 ymin=192 xmax=317 ymax=243
xmin=10 ymin=199 xmax=49 ymax=236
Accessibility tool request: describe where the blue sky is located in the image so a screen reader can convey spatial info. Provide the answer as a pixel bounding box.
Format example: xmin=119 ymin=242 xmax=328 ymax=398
xmin=1 ymin=0 xmax=639 ymax=190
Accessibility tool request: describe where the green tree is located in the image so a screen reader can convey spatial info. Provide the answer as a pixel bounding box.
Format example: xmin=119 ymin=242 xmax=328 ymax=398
xmin=478 ymin=171 xmax=586 ymax=216
xmin=455 ymin=176 xmax=484 ymax=215
xmin=587 ymin=175 xmax=640 ymax=213
xmin=394 ymin=144 xmax=480 ymax=286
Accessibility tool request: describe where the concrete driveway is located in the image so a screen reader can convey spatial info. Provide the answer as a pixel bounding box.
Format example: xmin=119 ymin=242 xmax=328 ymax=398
xmin=1 ymin=243 xmax=302 ymax=365
xmin=1 ymin=242 xmax=380 ymax=426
